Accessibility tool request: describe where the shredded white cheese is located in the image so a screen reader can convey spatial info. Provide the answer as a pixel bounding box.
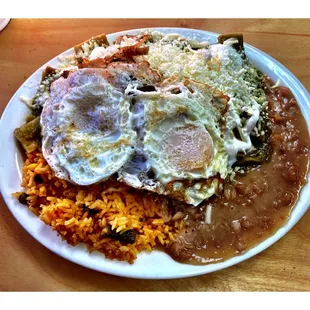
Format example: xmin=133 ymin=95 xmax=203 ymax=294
xmin=271 ymin=78 xmax=281 ymax=89
xmin=205 ymin=204 xmax=212 ymax=224
xmin=19 ymin=96 xmax=33 ymax=108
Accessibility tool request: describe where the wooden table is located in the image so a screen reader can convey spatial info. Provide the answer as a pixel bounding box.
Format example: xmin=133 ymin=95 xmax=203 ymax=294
xmin=0 ymin=19 xmax=309 ymax=292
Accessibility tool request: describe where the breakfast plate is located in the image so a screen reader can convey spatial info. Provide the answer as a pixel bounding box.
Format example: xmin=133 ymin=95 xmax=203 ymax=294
xmin=0 ymin=28 xmax=309 ymax=279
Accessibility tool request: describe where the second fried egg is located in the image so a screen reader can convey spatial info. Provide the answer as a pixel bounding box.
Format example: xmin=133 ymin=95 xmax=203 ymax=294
xmin=119 ymin=79 xmax=230 ymax=205
xmin=41 ymin=69 xmax=136 ymax=185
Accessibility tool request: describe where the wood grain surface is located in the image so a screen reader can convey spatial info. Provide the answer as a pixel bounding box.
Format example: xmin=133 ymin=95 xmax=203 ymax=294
xmin=0 ymin=18 xmax=309 ymax=292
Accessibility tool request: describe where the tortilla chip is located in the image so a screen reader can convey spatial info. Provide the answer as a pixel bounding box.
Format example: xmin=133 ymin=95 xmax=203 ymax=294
xmin=74 ymin=33 xmax=109 ymax=63
xmin=41 ymin=66 xmax=57 ymax=81
xmin=14 ymin=117 xmax=41 ymax=153
xmin=217 ymin=33 xmax=244 ymax=52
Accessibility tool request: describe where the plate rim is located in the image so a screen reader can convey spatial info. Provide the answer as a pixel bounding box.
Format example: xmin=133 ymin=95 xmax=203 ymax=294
xmin=0 ymin=27 xmax=309 ymax=279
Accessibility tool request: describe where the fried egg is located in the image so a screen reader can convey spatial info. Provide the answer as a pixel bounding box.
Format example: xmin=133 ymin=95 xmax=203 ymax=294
xmin=119 ymin=79 xmax=230 ymax=205
xmin=41 ymin=68 xmax=136 ymax=185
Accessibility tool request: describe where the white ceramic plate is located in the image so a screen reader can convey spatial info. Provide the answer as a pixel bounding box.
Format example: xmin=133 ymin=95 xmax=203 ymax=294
xmin=0 ymin=28 xmax=309 ymax=279
xmin=0 ymin=18 xmax=10 ymax=32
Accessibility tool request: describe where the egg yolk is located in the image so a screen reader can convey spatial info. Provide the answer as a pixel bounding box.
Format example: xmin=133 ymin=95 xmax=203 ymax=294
xmin=162 ymin=125 xmax=214 ymax=172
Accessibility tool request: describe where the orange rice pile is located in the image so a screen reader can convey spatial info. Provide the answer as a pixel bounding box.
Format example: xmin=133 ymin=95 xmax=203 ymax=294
xmin=14 ymin=151 xmax=184 ymax=263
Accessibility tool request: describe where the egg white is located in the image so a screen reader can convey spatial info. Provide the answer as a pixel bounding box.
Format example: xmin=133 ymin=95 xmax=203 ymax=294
xmin=41 ymin=69 xmax=136 ymax=185
xmin=118 ymin=80 xmax=229 ymax=205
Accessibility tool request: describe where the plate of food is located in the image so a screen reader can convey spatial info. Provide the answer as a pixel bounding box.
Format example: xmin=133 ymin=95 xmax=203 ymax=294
xmin=0 ymin=27 xmax=309 ymax=279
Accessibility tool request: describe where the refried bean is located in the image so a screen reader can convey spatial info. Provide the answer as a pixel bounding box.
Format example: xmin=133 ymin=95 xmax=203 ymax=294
xmin=167 ymin=77 xmax=309 ymax=264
